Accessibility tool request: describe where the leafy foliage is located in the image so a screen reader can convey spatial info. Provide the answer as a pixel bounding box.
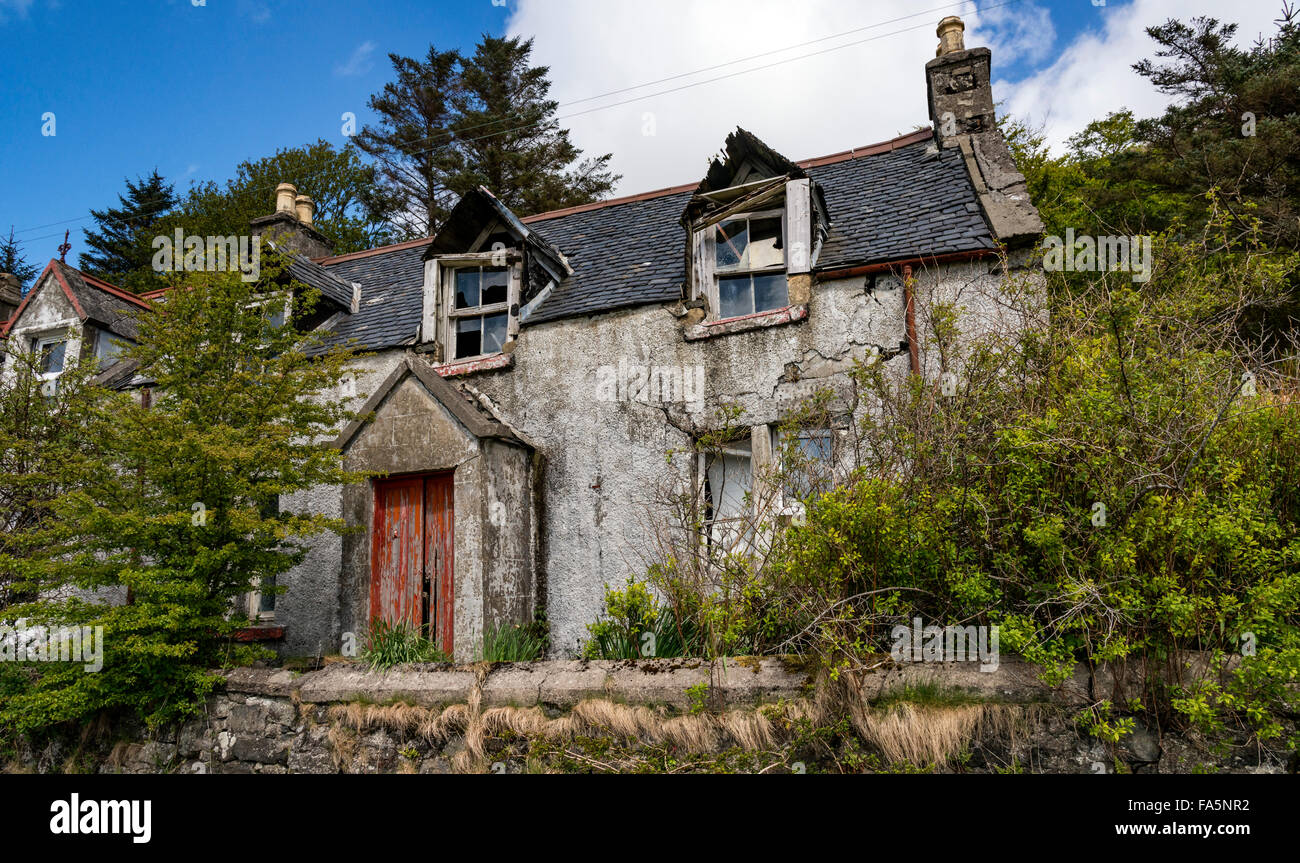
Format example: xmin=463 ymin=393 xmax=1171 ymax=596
xmin=78 ymin=170 xmax=177 ymax=293
xmin=362 ymin=619 xmax=450 ymax=670
xmin=0 ymin=256 xmax=361 ymax=733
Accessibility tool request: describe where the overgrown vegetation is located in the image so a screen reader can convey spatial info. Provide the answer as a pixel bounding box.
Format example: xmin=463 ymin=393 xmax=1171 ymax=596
xmin=361 ymin=619 xmax=451 ymax=670
xmin=478 ymin=617 xmax=548 ymax=662
xmin=596 ymin=9 xmax=1300 ymax=752
xmin=0 ymin=255 xmax=360 ymax=736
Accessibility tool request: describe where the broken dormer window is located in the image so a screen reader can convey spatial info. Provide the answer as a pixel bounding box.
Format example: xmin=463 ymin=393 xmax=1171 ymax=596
xmin=449 ymin=264 xmax=511 ymax=360
xmin=714 ymin=212 xmax=788 ymax=318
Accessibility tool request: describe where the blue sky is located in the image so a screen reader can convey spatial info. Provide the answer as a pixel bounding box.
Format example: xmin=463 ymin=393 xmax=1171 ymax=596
xmin=0 ymin=0 xmax=1279 ymax=271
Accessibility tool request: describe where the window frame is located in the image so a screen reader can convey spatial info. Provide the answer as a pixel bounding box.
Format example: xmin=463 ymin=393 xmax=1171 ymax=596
xmin=446 ymin=264 xmax=512 ymax=362
xmin=690 ymin=179 xmax=813 ymax=324
xmin=433 ymin=252 xmax=522 ymax=365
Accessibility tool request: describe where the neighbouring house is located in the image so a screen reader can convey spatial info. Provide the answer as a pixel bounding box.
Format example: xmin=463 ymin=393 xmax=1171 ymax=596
xmin=2 ymin=17 xmax=1043 ymax=661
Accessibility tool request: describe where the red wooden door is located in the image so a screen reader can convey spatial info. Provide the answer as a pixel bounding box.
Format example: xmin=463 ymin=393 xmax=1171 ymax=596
xmin=370 ymin=473 xmax=455 ymax=654
xmin=424 ymin=473 xmax=455 ymax=655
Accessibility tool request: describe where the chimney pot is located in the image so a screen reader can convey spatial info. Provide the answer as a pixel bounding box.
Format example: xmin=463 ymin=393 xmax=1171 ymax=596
xmin=294 ymin=195 xmax=315 ymax=226
xmin=275 ymin=183 xmax=297 ymax=214
xmin=936 ymin=16 xmax=965 ymax=55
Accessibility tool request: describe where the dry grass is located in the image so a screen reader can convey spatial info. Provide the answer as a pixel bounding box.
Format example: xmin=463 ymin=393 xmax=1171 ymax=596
xmin=853 ymin=702 xmax=1025 ymax=767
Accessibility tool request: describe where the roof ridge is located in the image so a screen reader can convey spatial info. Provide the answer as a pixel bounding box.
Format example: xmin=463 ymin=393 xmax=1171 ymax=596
xmin=315 ymin=126 xmax=935 ymax=265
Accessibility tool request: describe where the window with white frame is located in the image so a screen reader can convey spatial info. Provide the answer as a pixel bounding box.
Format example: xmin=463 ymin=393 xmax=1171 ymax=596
xmin=714 ymin=211 xmax=788 ymax=319
xmin=700 ymin=436 xmax=755 ymax=553
xmin=691 ymin=178 xmax=813 ymax=322
xmin=774 ymin=426 xmax=834 ymax=502
xmin=449 ymin=265 xmax=510 ymax=360
xmin=34 ymin=333 xmax=68 ymax=394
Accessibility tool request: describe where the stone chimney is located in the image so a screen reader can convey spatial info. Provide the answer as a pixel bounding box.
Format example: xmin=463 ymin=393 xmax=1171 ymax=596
xmin=250 ymin=183 xmax=334 ymax=260
xmin=294 ymin=194 xmax=315 ymax=226
xmin=0 ymin=272 xmax=22 ymax=322
xmin=925 ymin=16 xmax=1043 ymax=246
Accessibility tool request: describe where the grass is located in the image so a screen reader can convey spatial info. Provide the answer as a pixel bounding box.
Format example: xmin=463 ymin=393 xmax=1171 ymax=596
xmin=477 ymin=622 xmax=547 ymax=662
xmin=360 ymin=619 xmax=450 ymax=670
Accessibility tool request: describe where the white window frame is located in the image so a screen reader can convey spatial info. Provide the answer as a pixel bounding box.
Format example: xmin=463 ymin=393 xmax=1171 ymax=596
xmin=33 ymin=331 xmax=70 ymax=394
xmin=430 ymin=252 xmax=522 ymax=364
xmin=691 ymin=178 xmax=812 ymax=320
xmin=248 ymin=576 xmax=276 ymax=623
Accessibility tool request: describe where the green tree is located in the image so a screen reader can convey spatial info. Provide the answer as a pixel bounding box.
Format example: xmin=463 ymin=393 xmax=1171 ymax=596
xmin=1132 ymin=10 xmax=1300 ymax=248
xmin=449 ymin=36 xmax=619 ymax=218
xmin=159 ymin=140 xmax=393 ymax=257
xmin=356 ymin=45 xmax=467 ymax=238
xmin=358 ymin=36 xmax=621 ymax=238
xmin=0 ymin=226 xmax=39 ymax=289
xmin=79 ymin=170 xmax=177 ymax=292
xmin=1 ymin=254 xmax=362 ymax=733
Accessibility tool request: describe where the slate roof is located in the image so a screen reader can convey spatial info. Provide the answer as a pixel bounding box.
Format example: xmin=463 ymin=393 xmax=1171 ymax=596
xmin=813 ymin=140 xmax=994 ymax=269
xmin=1 ymin=261 xmax=150 ymax=342
xmin=313 ymin=241 xmax=428 ymax=352
xmin=315 ymin=129 xmax=996 ymax=347
xmin=284 ymin=254 xmax=357 ymax=313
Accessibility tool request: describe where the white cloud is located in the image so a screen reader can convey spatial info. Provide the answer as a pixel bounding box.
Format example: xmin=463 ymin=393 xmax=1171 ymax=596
xmin=335 ymin=40 xmax=377 ymax=78
xmin=995 ymin=0 xmax=1283 ymax=152
xmin=968 ymin=0 xmax=1055 ymax=67
xmin=506 ymin=0 xmax=977 ymax=196
xmin=507 ymin=0 xmax=1284 ymax=195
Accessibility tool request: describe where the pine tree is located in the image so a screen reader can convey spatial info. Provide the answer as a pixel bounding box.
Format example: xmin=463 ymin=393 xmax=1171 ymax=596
xmin=356 ymin=46 xmax=467 ymax=238
xmin=79 ymin=170 xmax=176 ymax=289
xmin=358 ymin=37 xmax=621 ymax=238
xmin=451 ymin=36 xmax=619 ymax=218
xmin=0 ymin=226 xmax=39 ymax=289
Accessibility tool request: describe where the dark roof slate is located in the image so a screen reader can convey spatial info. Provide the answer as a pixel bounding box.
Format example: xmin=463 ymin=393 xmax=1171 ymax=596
xmin=285 ymin=254 xmax=356 ymax=312
xmin=314 ymin=242 xmax=428 ymax=352
xmin=813 ymin=140 xmax=994 ymax=269
xmin=316 ymin=135 xmax=994 ymax=346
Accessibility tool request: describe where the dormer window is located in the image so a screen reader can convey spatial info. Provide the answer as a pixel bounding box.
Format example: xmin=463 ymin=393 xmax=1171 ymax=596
xmin=451 ymin=265 xmax=510 ymax=360
xmin=687 ymin=176 xmax=818 ymax=326
xmin=714 ymin=211 xmax=788 ymax=318
xmin=419 ymin=187 xmax=571 ymax=369
xmin=36 ymin=334 xmax=67 ymax=378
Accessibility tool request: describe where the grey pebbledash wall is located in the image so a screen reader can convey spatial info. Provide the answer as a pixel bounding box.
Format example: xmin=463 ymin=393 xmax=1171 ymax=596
xmin=275 ymin=257 xmax=1044 ymax=660
xmin=28 ymin=657 xmax=1292 ymax=775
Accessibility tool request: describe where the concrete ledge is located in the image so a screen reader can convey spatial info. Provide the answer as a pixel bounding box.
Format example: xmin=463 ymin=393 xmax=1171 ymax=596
xmin=221 ymin=654 xmax=1248 ymax=710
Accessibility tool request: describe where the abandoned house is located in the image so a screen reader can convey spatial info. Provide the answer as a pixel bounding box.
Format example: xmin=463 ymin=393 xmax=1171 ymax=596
xmin=1 ymin=17 xmax=1043 ymax=660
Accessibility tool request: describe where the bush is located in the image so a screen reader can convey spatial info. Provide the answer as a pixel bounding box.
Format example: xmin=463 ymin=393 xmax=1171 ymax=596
xmin=582 ymin=578 xmax=699 ymax=659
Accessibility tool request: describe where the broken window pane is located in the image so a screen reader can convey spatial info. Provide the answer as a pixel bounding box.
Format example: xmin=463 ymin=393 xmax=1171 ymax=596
xmin=753 ymin=272 xmax=788 ymax=312
xmin=481 ymin=267 xmax=509 ymax=305
xmin=482 ymin=313 xmax=507 ymax=354
xmin=455 ymin=269 xmax=480 ymax=309
xmin=455 ymin=316 xmax=481 ymax=359
xmin=718 ymin=275 xmax=751 ymax=318
xmin=715 ymin=219 xmax=747 ymax=271
xmin=747 ymin=217 xmax=783 ymax=269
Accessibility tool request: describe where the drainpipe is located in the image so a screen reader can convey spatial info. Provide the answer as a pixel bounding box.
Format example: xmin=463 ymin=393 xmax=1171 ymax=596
xmin=903 ymin=265 xmax=920 ymax=376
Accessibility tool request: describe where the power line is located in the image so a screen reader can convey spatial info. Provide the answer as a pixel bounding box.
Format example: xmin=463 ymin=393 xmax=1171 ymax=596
xmin=16 ymin=0 xmax=1014 ymax=248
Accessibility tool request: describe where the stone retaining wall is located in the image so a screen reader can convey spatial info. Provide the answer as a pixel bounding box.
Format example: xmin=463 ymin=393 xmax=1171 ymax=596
xmin=15 ymin=657 xmax=1296 ymax=774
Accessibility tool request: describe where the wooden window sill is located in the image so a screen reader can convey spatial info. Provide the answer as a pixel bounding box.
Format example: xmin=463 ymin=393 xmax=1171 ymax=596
xmin=684 ymin=304 xmax=808 ymax=341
